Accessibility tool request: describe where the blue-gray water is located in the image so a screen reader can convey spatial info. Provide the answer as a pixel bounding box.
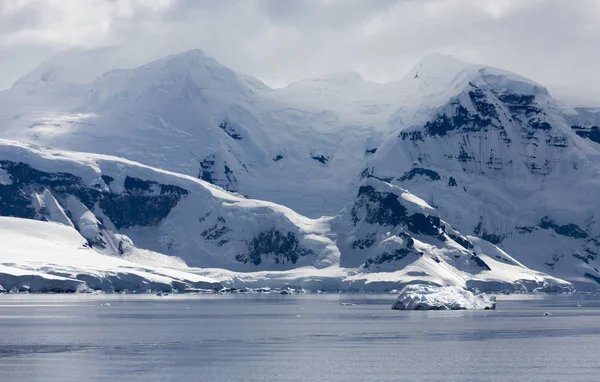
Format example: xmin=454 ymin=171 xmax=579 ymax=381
xmin=1 ymin=294 xmax=599 ymax=381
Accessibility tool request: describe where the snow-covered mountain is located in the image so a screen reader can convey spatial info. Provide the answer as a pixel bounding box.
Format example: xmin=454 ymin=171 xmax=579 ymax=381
xmin=0 ymin=139 xmax=566 ymax=292
xmin=0 ymin=49 xmax=392 ymax=217
xmin=0 ymin=49 xmax=599 ymax=290
xmin=365 ymin=55 xmax=600 ymax=289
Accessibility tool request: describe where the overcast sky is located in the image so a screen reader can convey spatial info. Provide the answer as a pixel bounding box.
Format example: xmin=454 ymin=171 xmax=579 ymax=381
xmin=1 ymin=0 xmax=600 ymax=96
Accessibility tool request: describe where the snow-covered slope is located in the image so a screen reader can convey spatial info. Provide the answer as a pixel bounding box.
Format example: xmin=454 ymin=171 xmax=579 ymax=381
xmin=0 ymin=216 xmax=222 ymax=292
xmin=365 ymin=55 xmax=600 ymax=289
xmin=0 ymin=140 xmax=567 ymax=292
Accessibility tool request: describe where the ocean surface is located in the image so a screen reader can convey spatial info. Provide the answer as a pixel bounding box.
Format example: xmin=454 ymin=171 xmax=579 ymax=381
xmin=0 ymin=293 xmax=599 ymax=381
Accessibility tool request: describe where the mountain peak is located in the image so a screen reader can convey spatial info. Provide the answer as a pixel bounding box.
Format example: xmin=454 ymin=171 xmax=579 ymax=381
xmin=404 ymin=53 xmax=472 ymax=83
xmin=148 ymin=48 xmax=219 ymax=68
xmin=91 ymin=48 xmax=269 ymax=96
xmin=400 ymin=52 xmax=545 ymax=99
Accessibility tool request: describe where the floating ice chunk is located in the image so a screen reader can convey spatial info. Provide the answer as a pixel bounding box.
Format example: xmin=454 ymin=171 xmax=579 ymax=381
xmin=391 ymin=284 xmax=496 ymax=310
xmin=340 ymin=302 xmax=355 ymax=306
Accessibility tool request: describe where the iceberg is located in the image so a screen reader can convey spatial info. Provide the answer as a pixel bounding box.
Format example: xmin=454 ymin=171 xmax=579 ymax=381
xmin=391 ymin=284 xmax=496 ymax=310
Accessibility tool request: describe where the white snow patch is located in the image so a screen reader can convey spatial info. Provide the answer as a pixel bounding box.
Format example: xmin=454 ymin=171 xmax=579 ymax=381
xmin=30 ymin=188 xmax=74 ymax=227
xmin=0 ymin=217 xmax=221 ymax=292
xmin=65 ymin=196 xmax=99 ymax=240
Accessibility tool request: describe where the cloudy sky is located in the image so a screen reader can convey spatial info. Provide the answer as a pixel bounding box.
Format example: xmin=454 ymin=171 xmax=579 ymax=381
xmin=1 ymin=0 xmax=600 ymax=96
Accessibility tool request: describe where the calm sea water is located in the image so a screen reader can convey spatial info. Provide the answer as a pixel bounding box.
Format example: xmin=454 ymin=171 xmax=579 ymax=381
xmin=0 ymin=293 xmax=599 ymax=381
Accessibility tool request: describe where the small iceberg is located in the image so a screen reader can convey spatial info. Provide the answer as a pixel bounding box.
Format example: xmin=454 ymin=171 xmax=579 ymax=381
xmin=156 ymin=291 xmax=169 ymax=297
xmin=340 ymin=302 xmax=355 ymax=306
xmin=279 ymin=288 xmax=294 ymax=295
xmin=391 ymin=285 xmax=496 ymax=310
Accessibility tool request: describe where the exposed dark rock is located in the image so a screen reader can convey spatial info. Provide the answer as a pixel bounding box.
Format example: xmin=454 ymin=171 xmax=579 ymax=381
xmin=365 ymin=148 xmax=377 ymax=154
xmin=351 ymin=185 xmax=407 ymax=226
xmin=407 ymin=213 xmax=442 ymax=237
xmin=311 ymin=154 xmax=329 ymax=164
xmin=201 ymin=223 xmax=231 ymax=241
xmin=363 ymin=233 xmax=422 ymax=268
xmin=573 ymin=253 xmax=593 ymax=264
xmin=198 ymin=212 xmax=210 ymax=223
xmin=101 ymin=175 xmax=114 ymax=186
xmin=457 ymin=145 xmax=475 ymax=163
xmin=539 ymin=216 xmax=588 ymax=239
xmin=199 ymin=155 xmax=216 ymax=183
xmin=481 ymin=231 xmax=504 ymax=245
xmin=272 ymin=154 xmax=284 ymax=161
xmin=516 ymin=226 xmax=535 ymax=234
xmin=545 ymin=135 xmax=568 ymax=148
xmin=496 ymin=92 xmax=541 ymax=116
xmin=99 ymin=190 xmax=186 ymax=230
xmin=486 ymin=152 xmax=504 ymax=170
xmin=223 ymin=163 xmax=238 ymax=192
xmin=474 ymin=222 xmax=482 ymax=235
xmin=219 ymin=121 xmax=242 ymax=140
xmin=448 ymin=232 xmax=473 ymax=249
xmin=399 ymin=131 xmax=424 ymax=142
xmin=0 ymin=160 xmax=188 ymax=230
xmin=448 ymin=177 xmax=457 ymax=187
xmin=529 ymin=119 xmax=552 ymax=131
xmin=425 ymin=104 xmax=493 ymax=137
xmin=468 ymin=84 xmax=499 ymax=118
xmin=352 ymin=233 xmax=376 ymax=249
xmin=236 ymin=229 xmax=314 ymax=266
xmin=470 ymin=254 xmax=491 ymax=270
xmin=572 ymin=125 xmax=600 ymax=144
xmin=364 ymin=248 xmax=420 ymax=268
xmin=398 ymin=168 xmax=441 ymax=182
xmin=198 ymin=155 xmax=238 ymax=192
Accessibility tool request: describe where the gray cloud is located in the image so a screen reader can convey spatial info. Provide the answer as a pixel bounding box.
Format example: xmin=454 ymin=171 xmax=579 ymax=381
xmin=0 ymin=0 xmax=599 ymax=98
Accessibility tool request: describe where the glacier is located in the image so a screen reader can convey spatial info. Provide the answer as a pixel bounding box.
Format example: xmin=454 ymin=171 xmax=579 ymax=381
xmin=0 ymin=49 xmax=598 ymax=292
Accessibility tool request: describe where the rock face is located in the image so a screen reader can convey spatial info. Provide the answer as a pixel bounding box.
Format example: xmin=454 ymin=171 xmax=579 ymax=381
xmin=334 ymin=178 xmax=490 ymax=275
xmin=391 ymin=285 xmax=496 ymax=310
